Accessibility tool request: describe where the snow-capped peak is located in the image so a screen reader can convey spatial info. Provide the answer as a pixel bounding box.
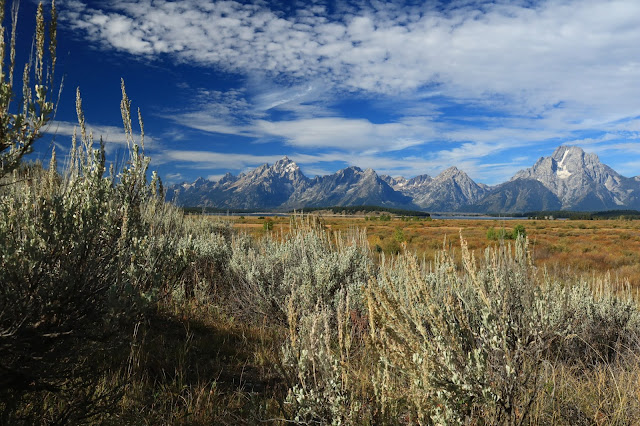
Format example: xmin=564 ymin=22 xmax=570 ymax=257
xmin=273 ymin=156 xmax=301 ymax=174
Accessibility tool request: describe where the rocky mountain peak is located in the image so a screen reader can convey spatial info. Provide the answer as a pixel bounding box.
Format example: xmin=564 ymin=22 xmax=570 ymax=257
xmin=337 ymin=166 xmax=363 ymax=177
xmin=273 ymin=158 xmax=306 ymax=179
xmin=218 ymin=172 xmax=237 ymax=185
xmin=550 ymin=145 xmax=605 ymax=179
xmin=273 ymin=156 xmax=300 ymax=174
xmin=435 ymin=166 xmax=469 ymax=182
xmin=551 ymin=145 xmax=584 ymax=161
xmin=380 ymin=175 xmax=402 ymax=186
xmin=390 ymin=166 xmax=486 ymax=211
xmin=408 ymin=174 xmax=432 ymax=185
xmin=513 ymin=145 xmax=632 ymax=210
xmin=251 ymin=163 xmax=270 ymax=176
xmin=393 ymin=174 xmax=430 ymax=192
xmin=181 ymin=176 xmax=209 ymax=190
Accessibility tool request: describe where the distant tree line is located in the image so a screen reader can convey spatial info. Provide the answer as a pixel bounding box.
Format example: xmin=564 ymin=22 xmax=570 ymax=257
xmin=516 ymin=210 xmax=640 ymax=220
xmin=182 ymin=205 xmax=432 ymax=217
xmin=292 ymin=205 xmax=431 ymax=217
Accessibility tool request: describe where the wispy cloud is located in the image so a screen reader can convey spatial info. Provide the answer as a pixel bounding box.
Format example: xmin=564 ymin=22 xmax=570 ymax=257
xmin=156 ymin=150 xmax=286 ymax=170
xmin=159 ymin=86 xmax=436 ymax=152
xmin=62 ymin=0 xmax=640 ymax=118
xmin=255 ymin=116 xmax=434 ymax=151
xmin=159 ymin=88 xmax=261 ymax=138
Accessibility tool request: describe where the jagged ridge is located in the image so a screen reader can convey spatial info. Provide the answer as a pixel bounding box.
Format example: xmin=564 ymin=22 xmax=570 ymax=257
xmin=167 ymin=146 xmax=640 ymax=213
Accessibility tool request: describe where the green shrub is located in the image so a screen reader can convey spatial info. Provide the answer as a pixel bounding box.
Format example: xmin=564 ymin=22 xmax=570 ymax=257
xmin=487 ymin=226 xmax=508 ymax=240
xmin=394 ymin=226 xmax=406 ymax=243
xmin=382 ymin=238 xmax=402 ymax=254
xmin=488 ymin=225 xmax=526 ymax=240
xmin=513 ymin=223 xmax=527 ymax=238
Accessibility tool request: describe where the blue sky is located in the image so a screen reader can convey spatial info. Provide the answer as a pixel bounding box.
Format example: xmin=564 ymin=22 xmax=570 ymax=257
xmin=22 ymin=0 xmax=640 ymax=185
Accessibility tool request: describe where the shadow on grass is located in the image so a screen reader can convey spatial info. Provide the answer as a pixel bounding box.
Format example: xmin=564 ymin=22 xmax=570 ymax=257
xmin=113 ymin=303 xmax=287 ymax=424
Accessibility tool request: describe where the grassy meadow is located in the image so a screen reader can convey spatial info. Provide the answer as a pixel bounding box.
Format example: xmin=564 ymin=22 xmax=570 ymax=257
xmin=2 ymin=2 xmax=640 ymax=424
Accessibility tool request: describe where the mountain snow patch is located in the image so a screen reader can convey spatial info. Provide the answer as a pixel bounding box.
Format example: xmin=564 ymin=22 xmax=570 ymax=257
xmin=556 ymin=149 xmax=572 ymax=179
xmin=284 ymin=163 xmax=298 ymax=173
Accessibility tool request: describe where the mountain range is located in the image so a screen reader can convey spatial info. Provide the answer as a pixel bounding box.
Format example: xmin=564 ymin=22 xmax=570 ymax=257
xmin=166 ymin=146 xmax=640 ymax=213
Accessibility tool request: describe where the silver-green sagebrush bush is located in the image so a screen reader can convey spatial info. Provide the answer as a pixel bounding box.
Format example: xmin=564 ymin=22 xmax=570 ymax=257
xmin=0 ymin=87 xmax=235 ymax=421
xmin=273 ymin=227 xmax=640 ymax=424
xmin=364 ymin=235 xmax=640 ymax=424
xmin=1 ymin=85 xmax=141 ymax=421
xmin=0 ymin=0 xmax=55 ymax=180
xmin=281 ymin=295 xmax=360 ymax=425
xmin=229 ymin=216 xmax=373 ymax=323
xmin=0 ymin=4 xmax=226 ymax=419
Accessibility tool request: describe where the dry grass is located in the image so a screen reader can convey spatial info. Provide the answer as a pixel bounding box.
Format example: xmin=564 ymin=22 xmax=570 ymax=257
xmin=106 ymin=299 xmax=287 ymax=425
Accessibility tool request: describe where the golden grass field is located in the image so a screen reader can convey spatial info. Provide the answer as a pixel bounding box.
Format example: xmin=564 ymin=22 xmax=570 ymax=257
xmin=228 ymin=214 xmax=640 ymax=289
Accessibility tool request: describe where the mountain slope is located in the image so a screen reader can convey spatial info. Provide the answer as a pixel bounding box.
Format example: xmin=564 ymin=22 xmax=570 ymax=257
xmin=285 ymin=166 xmax=417 ymax=209
xmin=464 ymin=178 xmax=562 ymax=213
xmin=513 ymin=146 xmax=640 ymax=210
xmin=410 ymin=167 xmax=488 ymax=211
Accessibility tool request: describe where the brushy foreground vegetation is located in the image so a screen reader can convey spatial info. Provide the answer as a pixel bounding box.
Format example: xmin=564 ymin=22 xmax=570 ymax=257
xmin=4 ymin=146 xmax=640 ymax=424
xmin=2 ymin=3 xmax=640 ymax=425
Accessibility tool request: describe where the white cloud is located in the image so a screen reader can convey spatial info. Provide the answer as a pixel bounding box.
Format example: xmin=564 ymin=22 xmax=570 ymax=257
xmin=156 ymin=150 xmax=287 ymax=170
xmin=164 ymin=172 xmax=184 ymax=183
xmin=249 ymin=79 xmax=334 ymax=117
xmin=169 ymin=111 xmax=259 ymax=137
xmin=254 ymin=116 xmax=433 ymax=151
xmin=61 ymin=0 xmax=640 ymax=126
xmin=160 ymin=86 xmax=436 ymax=152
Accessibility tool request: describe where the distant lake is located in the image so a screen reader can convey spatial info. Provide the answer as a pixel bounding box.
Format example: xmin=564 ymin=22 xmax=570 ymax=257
xmin=431 ymin=215 xmax=521 ymax=220
xmin=203 ymin=212 xmax=525 ymax=220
